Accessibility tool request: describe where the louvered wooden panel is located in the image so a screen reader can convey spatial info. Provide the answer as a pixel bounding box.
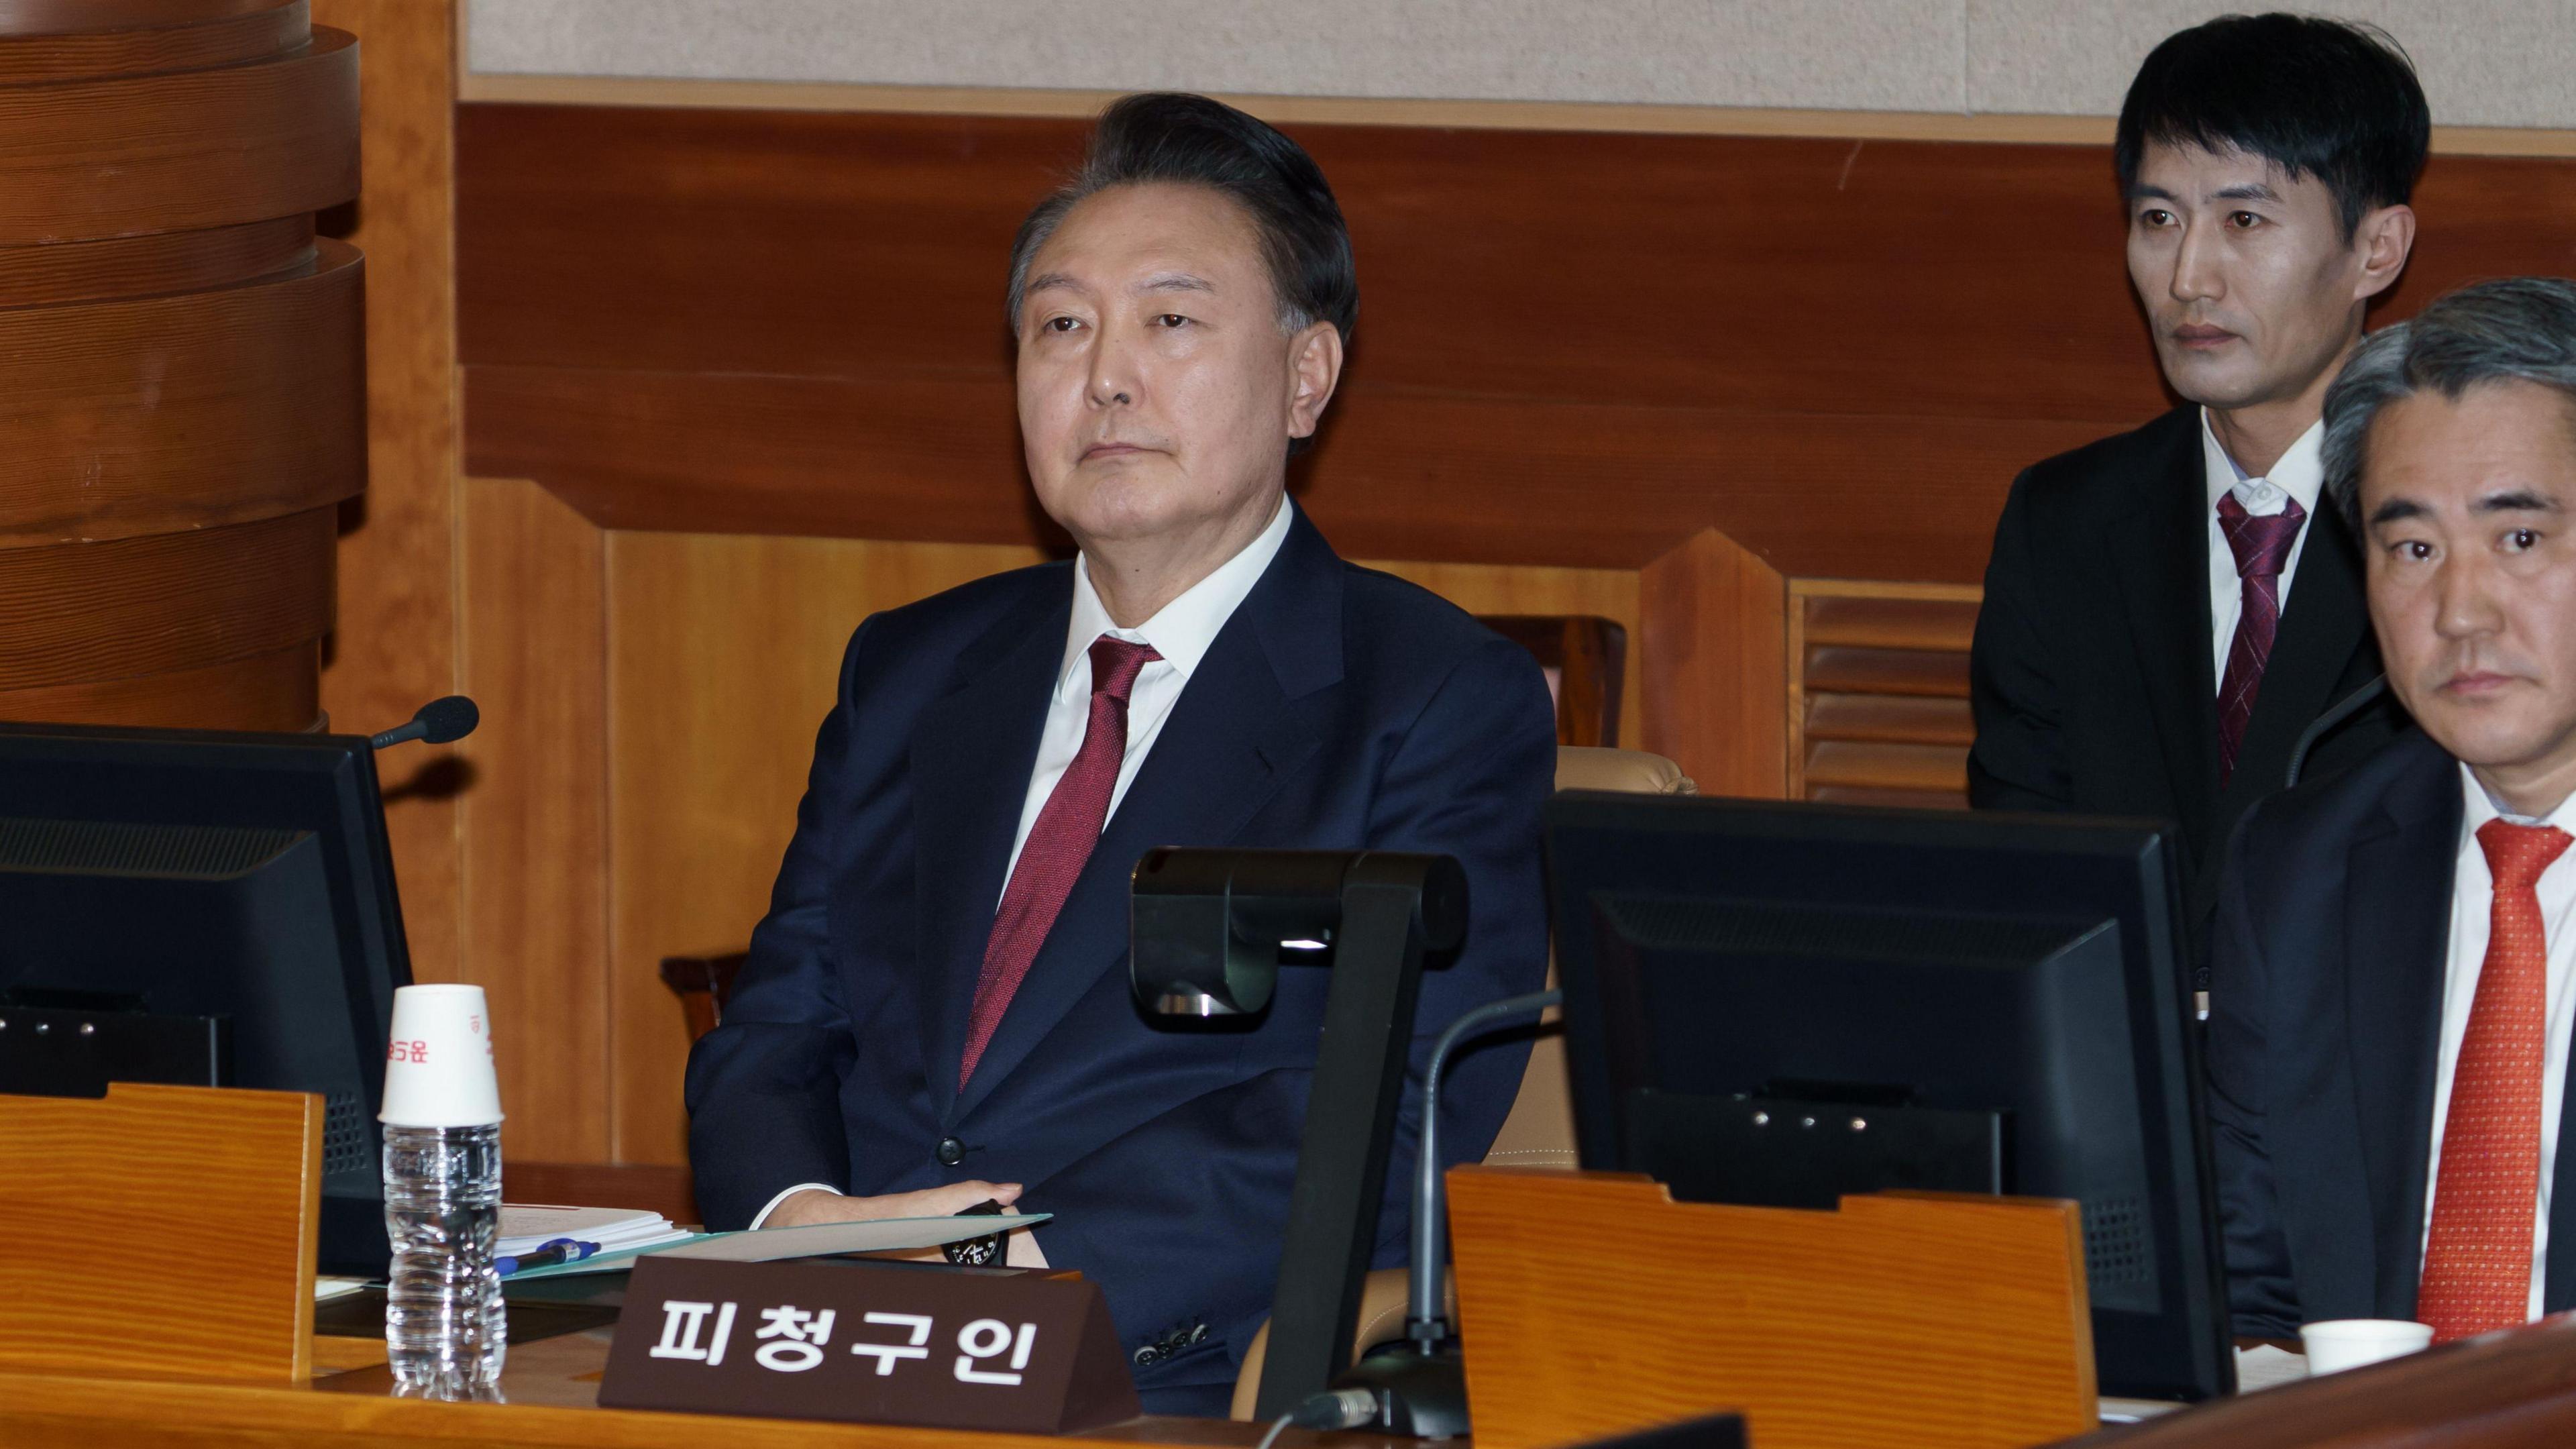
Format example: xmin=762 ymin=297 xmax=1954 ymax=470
xmin=1791 ymin=581 xmax=1981 ymax=810
xmin=1804 ymin=645 xmax=1970 ymax=698
xmin=1805 ymin=740 xmax=1968 ymax=794
xmin=1805 ymin=692 xmax=1974 ymax=747
xmin=1810 ymin=785 xmax=1977 ymax=812
xmin=1802 ymin=594 xmax=1979 ymax=652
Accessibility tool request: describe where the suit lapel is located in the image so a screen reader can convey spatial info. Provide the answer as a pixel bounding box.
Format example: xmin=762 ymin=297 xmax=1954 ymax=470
xmin=2342 ymin=743 xmax=2460 ymax=1318
xmin=2105 ymin=409 xmax=2221 ymax=851
xmin=947 ymin=513 xmax=1342 ymax=1122
xmin=912 ymin=578 xmax=1073 ymax=1118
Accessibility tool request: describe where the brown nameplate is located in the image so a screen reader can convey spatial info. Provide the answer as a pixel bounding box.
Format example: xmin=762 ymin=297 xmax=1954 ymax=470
xmin=599 ymin=1256 xmax=1142 ymax=1433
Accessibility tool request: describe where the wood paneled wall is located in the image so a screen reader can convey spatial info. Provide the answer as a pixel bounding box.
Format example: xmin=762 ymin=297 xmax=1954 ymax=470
xmin=458 ymin=104 xmax=2576 ymax=581
xmin=438 ymin=100 xmax=2576 ymax=1163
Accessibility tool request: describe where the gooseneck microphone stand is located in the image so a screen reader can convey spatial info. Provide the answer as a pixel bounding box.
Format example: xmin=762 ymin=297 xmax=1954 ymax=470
xmin=1329 ymin=987 xmax=1563 ymax=1438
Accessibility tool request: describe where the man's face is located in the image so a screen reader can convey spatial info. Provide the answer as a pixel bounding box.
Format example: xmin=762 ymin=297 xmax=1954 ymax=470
xmin=2127 ymin=142 xmax=2390 ymax=411
xmin=2365 ymin=380 xmax=2576 ymax=788
xmin=1014 ymin=182 xmax=1339 ymax=552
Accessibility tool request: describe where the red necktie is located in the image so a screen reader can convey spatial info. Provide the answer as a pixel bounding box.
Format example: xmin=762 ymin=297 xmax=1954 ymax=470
xmin=958 ymin=635 xmax=1161 ymax=1087
xmin=2214 ymin=492 xmax=2306 ymax=782
xmin=2420 ymin=818 xmax=2572 ymax=1342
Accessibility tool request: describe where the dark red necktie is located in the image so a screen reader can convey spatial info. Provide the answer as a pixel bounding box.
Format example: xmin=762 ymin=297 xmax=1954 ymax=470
xmin=958 ymin=635 xmax=1161 ymax=1087
xmin=2420 ymin=818 xmax=2571 ymax=1342
xmin=2215 ymin=492 xmax=2306 ymax=782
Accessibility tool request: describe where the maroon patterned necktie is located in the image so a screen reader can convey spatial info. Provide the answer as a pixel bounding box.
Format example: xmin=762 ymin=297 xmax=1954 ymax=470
xmin=958 ymin=635 xmax=1161 ymax=1087
xmin=2215 ymin=492 xmax=2307 ymax=783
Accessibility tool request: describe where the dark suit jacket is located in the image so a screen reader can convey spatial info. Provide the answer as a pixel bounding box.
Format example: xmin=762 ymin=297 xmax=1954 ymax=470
xmin=1970 ymin=405 xmax=2406 ymax=957
xmin=683 ymin=508 xmax=1556 ymax=1413
xmin=2207 ymin=729 xmax=2576 ymax=1337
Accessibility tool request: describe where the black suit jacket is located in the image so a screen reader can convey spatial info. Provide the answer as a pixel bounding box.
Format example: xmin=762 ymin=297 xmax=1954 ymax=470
xmin=682 ymin=507 xmax=1556 ymax=1413
xmin=2208 ymin=729 xmax=2576 ymax=1337
xmin=1970 ymin=405 xmax=2405 ymax=955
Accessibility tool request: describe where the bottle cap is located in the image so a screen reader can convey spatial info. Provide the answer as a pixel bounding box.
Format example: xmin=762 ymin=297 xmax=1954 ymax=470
xmin=379 ymin=983 xmax=505 ymax=1127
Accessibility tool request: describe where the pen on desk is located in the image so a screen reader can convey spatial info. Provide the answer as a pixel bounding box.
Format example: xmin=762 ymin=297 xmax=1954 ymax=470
xmin=496 ymin=1237 xmax=599 ymax=1277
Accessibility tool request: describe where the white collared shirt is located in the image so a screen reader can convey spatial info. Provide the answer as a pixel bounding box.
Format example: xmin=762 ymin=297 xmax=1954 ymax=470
xmin=749 ymin=493 xmax=1293 ymax=1230
xmin=2202 ymin=411 xmax=2326 ymax=689
xmin=2421 ymin=766 xmax=2576 ymax=1320
xmin=1000 ymin=492 xmax=1293 ymax=892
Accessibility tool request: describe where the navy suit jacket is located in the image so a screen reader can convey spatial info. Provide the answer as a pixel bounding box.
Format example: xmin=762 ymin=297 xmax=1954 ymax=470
xmin=2208 ymin=729 xmax=2576 ymax=1337
xmin=684 ymin=508 xmax=1556 ymax=1411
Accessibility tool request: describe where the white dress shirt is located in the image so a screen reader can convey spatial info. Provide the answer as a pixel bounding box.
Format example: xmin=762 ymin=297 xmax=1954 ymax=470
xmin=2420 ymin=766 xmax=2576 ymax=1319
xmin=1000 ymin=493 xmax=1293 ymax=892
xmin=2202 ymin=411 xmax=2326 ymax=689
xmin=750 ymin=494 xmax=1295 ymax=1229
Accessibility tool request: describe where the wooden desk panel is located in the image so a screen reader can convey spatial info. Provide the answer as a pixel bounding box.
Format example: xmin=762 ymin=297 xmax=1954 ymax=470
xmin=0 ymin=1328 xmax=1398 ymax=1449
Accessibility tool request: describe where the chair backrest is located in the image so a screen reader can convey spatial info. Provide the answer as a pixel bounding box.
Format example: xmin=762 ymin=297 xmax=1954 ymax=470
xmin=661 ymin=952 xmax=745 ymax=1042
xmin=1477 ymin=615 xmax=1627 ymax=748
xmin=1483 ymin=747 xmax=1696 ymax=1172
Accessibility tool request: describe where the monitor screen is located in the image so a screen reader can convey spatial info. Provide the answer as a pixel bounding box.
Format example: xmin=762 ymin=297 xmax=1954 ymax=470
xmin=0 ymin=722 xmax=410 ymax=1276
xmin=1546 ymin=791 xmax=2231 ymax=1402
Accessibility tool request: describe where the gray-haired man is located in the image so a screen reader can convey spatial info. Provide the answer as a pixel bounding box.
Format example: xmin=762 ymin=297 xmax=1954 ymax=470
xmin=2208 ymin=278 xmax=2576 ymax=1341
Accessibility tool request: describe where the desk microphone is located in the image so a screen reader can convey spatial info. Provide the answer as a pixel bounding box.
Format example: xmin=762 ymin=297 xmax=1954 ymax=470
xmin=1312 ymin=987 xmax=1562 ymax=1438
xmin=369 ymin=695 xmax=481 ymax=750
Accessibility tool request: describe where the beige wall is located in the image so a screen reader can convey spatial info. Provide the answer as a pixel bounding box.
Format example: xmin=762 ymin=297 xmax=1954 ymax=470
xmin=465 ymin=1 xmax=2576 ymax=129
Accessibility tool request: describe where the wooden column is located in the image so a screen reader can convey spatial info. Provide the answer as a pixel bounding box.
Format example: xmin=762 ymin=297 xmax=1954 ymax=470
xmin=0 ymin=1 xmax=362 ymax=731
xmin=1640 ymin=527 xmax=1788 ymax=798
xmin=309 ymin=0 xmax=466 ymax=980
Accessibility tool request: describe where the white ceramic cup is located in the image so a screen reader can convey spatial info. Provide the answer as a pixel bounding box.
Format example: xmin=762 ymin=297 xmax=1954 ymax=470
xmin=2299 ymin=1318 xmax=2434 ymax=1375
xmin=379 ymin=983 xmax=504 ymax=1128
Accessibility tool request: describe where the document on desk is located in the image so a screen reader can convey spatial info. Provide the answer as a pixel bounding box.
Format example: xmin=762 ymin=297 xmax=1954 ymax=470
xmin=2095 ymin=1346 xmax=2307 ymax=1423
xmin=500 ymin=1203 xmax=694 ymax=1257
xmin=503 ymin=1213 xmax=1053 ymax=1281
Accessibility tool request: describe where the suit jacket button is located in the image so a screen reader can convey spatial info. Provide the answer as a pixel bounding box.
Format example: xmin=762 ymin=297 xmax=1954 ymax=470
xmin=935 ymin=1136 xmax=965 ymax=1167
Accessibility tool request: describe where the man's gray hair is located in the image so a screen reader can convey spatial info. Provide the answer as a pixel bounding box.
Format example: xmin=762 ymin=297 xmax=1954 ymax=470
xmin=2323 ymin=276 xmax=2576 ymax=528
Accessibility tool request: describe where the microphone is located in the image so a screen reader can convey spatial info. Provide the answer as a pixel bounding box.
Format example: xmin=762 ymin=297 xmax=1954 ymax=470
xmin=1320 ymin=987 xmax=1562 ymax=1438
xmin=369 ymin=696 xmax=481 ymax=751
xmin=2283 ymin=674 xmax=2386 ymax=789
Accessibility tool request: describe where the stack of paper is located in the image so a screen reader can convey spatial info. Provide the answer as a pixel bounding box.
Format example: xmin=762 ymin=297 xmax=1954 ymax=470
xmin=498 ymin=1203 xmax=696 ymax=1259
xmin=498 ymin=1212 xmax=1053 ymax=1280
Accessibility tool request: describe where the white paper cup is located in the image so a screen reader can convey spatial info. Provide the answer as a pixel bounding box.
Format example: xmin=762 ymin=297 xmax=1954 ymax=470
xmin=379 ymin=983 xmax=504 ymax=1128
xmin=2299 ymin=1318 xmax=2433 ymax=1375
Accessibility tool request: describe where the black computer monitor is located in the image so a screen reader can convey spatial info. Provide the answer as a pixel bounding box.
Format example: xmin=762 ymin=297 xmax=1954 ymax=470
xmin=1545 ymin=792 xmax=2231 ymax=1402
xmin=0 ymin=721 xmax=410 ymax=1276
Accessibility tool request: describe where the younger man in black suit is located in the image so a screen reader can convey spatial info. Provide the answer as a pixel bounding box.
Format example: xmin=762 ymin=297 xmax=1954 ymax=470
xmin=1970 ymin=15 xmax=2425 ymax=954
xmin=2210 ymin=278 xmax=2576 ymax=1340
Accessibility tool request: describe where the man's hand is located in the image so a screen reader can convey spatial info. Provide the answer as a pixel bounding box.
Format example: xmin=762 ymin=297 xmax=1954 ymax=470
xmin=763 ymin=1180 xmax=1020 ymax=1229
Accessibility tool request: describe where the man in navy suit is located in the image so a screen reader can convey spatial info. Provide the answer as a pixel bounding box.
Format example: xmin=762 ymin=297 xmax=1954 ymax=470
xmin=684 ymin=93 xmax=1556 ymax=1412
xmin=2210 ymin=279 xmax=2576 ymax=1341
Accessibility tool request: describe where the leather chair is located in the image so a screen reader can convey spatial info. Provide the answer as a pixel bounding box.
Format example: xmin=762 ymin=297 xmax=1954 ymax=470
xmin=1226 ymin=744 xmax=1696 ymax=1417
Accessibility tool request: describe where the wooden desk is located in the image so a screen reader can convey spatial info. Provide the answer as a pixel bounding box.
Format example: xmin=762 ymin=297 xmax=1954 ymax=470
xmin=12 ymin=1309 xmax=2576 ymax=1449
xmin=0 ymin=1327 xmax=1412 ymax=1449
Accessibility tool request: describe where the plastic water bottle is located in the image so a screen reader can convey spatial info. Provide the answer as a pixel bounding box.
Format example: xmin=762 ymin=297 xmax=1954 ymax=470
xmin=378 ymin=983 xmax=511 ymax=1400
xmin=382 ymin=1122 xmax=507 ymax=1398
